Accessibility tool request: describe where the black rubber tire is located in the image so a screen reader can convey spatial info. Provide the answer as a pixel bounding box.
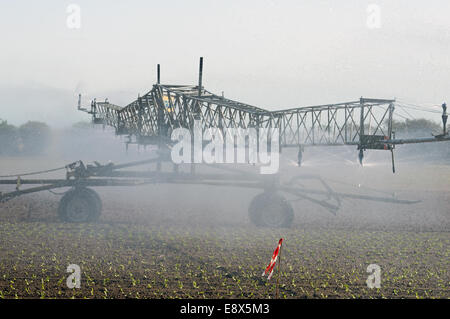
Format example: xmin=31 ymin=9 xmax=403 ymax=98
xmin=58 ymin=187 xmax=102 ymax=222
xmin=248 ymin=192 xmax=294 ymax=228
xmin=82 ymin=188 xmax=102 ymax=220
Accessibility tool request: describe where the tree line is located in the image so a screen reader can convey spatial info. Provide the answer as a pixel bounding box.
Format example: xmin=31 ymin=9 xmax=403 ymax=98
xmin=0 ymin=120 xmax=51 ymax=155
xmin=390 ymin=118 xmax=441 ymax=133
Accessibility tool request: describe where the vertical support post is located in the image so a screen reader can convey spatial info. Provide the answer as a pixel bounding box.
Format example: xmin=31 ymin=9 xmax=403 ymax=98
xmin=442 ymin=103 xmax=448 ymax=135
xmin=91 ymin=98 xmax=97 ymax=124
xmin=388 ymin=102 xmax=395 ymax=138
xmin=155 ymin=86 xmax=165 ymax=172
xmin=388 ymin=102 xmax=396 ymax=173
xmin=157 ymin=64 xmax=160 ymax=84
xmin=256 ymin=115 xmax=261 ymax=154
xmin=91 ymin=98 xmax=96 ymax=114
xmin=78 ymin=94 xmax=81 ymax=110
xmin=358 ymin=97 xmax=365 ymax=165
xmin=391 ymin=149 xmax=396 ymax=174
xmin=327 ymin=107 xmax=331 ymax=143
xmin=198 ymin=57 xmax=203 ymax=97
xmin=137 ymin=96 xmax=143 ymax=138
xmin=359 ymin=97 xmax=365 ymax=141
xmin=344 ymin=105 xmax=348 ymax=143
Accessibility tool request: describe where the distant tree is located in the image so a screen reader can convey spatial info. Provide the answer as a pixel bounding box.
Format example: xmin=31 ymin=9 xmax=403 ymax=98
xmin=385 ymin=118 xmax=441 ymax=138
xmin=18 ymin=121 xmax=51 ymax=155
xmin=391 ymin=118 xmax=441 ymax=132
xmin=0 ymin=119 xmax=19 ymax=155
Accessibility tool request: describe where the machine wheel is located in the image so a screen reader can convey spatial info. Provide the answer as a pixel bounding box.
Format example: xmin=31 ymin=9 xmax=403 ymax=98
xmin=58 ymin=187 xmax=102 ymax=222
xmin=248 ymin=192 xmax=294 ymax=227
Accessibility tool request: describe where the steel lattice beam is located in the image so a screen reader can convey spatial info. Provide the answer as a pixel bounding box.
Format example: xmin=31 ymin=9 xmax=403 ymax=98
xmin=80 ymin=84 xmax=395 ymax=149
xmin=77 ymin=58 xmax=450 ymax=163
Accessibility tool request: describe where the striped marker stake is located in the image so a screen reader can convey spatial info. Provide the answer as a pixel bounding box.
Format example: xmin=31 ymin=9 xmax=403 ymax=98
xmin=262 ymin=238 xmax=284 ymax=298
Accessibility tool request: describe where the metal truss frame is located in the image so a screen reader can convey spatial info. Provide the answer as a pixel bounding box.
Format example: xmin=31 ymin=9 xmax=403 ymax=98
xmin=77 ymin=57 xmax=450 ymax=172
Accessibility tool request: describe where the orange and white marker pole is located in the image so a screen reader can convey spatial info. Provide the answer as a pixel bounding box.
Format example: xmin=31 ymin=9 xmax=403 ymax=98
xmin=262 ymin=238 xmax=284 ymax=298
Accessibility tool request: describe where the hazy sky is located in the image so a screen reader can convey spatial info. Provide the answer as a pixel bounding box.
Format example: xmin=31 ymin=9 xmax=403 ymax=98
xmin=0 ymin=0 xmax=449 ymax=127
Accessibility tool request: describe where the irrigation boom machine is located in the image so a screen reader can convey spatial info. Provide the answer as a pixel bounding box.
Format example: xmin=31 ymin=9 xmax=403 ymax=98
xmin=1 ymin=58 xmax=449 ymax=226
